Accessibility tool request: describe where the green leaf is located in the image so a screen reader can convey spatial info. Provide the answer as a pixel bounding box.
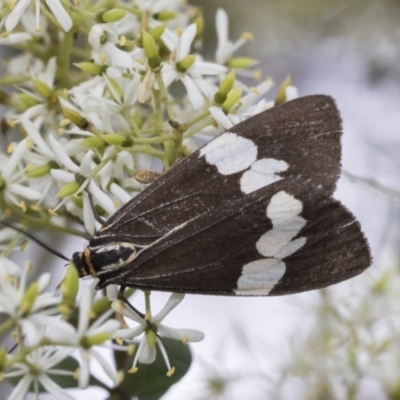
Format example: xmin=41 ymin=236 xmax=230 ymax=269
xmin=10 ymin=356 xmax=79 ymax=392
xmin=113 ymin=338 xmax=192 ymax=400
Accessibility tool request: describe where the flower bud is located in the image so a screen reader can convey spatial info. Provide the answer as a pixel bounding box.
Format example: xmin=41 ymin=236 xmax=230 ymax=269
xmin=0 ymin=173 xmax=5 ymax=191
xmin=153 ymin=11 xmax=176 ymax=21
xmin=214 ymin=71 xmax=235 ymax=104
xmin=227 ymin=57 xmax=258 ymax=69
xmin=101 ymin=133 xmax=132 ymax=146
xmin=61 ymin=107 xmax=89 ymax=129
xmin=26 ymin=161 xmax=58 ymax=178
xmin=142 ymin=30 xmax=161 ymax=69
xmin=149 ymin=25 xmax=165 ymax=41
xmin=81 ymin=136 xmax=104 ymax=148
xmin=97 ymin=9 xmax=126 ymax=23
xmin=107 ymin=77 xmax=124 ymax=101
xmin=56 ymin=181 xmax=80 ymax=198
xmin=74 ymin=62 xmax=106 ymax=75
xmin=61 ymin=264 xmax=79 ymax=309
xmin=20 ymin=282 xmax=39 ymax=316
xmin=222 ymin=88 xmax=242 ymax=113
xmin=275 ymin=75 xmax=292 ymax=105
xmin=176 ymin=55 xmax=195 ymax=73
xmin=194 ymin=15 xmax=204 ymax=40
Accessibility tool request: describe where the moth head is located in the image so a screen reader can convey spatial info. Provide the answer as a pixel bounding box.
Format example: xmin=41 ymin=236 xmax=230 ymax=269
xmin=72 ymin=249 xmax=93 ymax=278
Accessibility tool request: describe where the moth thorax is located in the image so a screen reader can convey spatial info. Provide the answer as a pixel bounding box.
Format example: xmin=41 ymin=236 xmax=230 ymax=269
xmin=86 ymin=242 xmax=138 ymax=277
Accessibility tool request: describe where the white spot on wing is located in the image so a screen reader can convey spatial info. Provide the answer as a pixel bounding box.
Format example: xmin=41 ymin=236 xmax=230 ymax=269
xmin=235 ymin=258 xmax=285 ymax=295
xmin=235 ymin=190 xmax=307 ymax=295
xmin=240 ymin=158 xmax=288 ymax=194
xmin=199 ymin=132 xmax=257 ymax=175
xmin=267 ymin=191 xmax=303 ymax=225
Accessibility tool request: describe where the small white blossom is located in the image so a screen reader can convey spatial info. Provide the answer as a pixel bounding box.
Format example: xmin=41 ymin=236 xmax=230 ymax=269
xmin=113 ymin=293 xmax=204 ymax=373
xmin=0 ymin=260 xmax=61 ymax=344
xmin=5 ymin=347 xmax=74 ymax=400
xmin=47 ymin=286 xmax=120 ymax=388
xmin=161 ymin=23 xmax=226 ymax=110
xmin=215 ymin=8 xmax=253 ymax=65
xmin=89 ymin=24 xmax=133 ymax=69
xmin=5 ymin=0 xmax=72 ymax=32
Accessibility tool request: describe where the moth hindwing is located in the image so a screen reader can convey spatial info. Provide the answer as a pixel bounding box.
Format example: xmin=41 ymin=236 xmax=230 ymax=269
xmin=73 ymin=95 xmax=371 ymax=296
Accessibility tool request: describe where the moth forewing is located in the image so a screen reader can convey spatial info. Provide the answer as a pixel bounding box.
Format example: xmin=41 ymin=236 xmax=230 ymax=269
xmin=95 ymin=95 xmax=343 ymax=248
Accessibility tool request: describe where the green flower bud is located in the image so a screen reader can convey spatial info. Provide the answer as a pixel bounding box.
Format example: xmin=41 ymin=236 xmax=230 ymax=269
xmin=214 ymin=71 xmax=235 ymax=104
xmin=227 ymin=57 xmax=258 ymax=69
xmin=142 ymin=30 xmax=161 ymax=68
xmin=91 ymin=296 xmax=112 ymax=315
xmin=0 ymin=90 xmax=8 ymax=104
xmin=74 ymin=62 xmax=106 ymax=75
xmin=56 ymin=181 xmax=80 ymax=198
xmin=26 ymin=161 xmax=58 ymax=178
xmin=149 ymin=25 xmax=166 ymax=41
xmin=81 ymin=136 xmax=105 ymax=148
xmin=33 ymin=80 xmax=53 ymax=99
xmin=0 ymin=348 xmax=6 ymax=371
xmin=176 ymin=55 xmax=195 ymax=73
xmin=275 ymin=75 xmax=292 ymax=105
xmin=18 ymin=93 xmax=40 ymax=109
xmin=61 ymin=264 xmax=79 ymax=308
xmin=20 ymin=282 xmax=39 ymax=316
xmin=153 ymin=11 xmax=177 ymax=21
xmin=194 ymin=15 xmax=204 ymax=40
xmin=0 ymin=173 xmax=5 ymax=191
xmin=98 ymin=9 xmax=126 ymax=23
xmin=222 ymin=88 xmax=242 ymax=113
xmin=101 ymin=133 xmax=132 ymax=146
xmin=107 ymin=77 xmax=124 ymax=101
xmin=61 ymin=107 xmax=89 ymax=129
xmin=81 ymin=332 xmax=112 ymax=348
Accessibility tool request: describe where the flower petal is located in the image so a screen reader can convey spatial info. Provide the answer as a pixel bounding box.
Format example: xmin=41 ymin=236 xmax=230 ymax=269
xmin=38 ymin=374 xmax=74 ymax=400
xmin=8 ymin=374 xmax=33 ymax=400
xmin=5 ymin=0 xmax=30 ymax=31
xmin=44 ymin=0 xmax=73 ymax=31
xmin=180 ymin=75 xmax=204 ymax=111
xmin=158 ymin=324 xmax=205 ymax=342
xmin=176 ymin=23 xmax=197 ymax=61
xmin=152 ymin=293 xmax=185 ymax=323
xmin=139 ymin=338 xmax=156 ymax=364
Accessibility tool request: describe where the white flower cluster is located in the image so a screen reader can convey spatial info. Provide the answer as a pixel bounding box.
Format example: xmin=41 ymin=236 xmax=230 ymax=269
xmin=0 ymin=1 xmax=298 ymax=398
xmin=0 ymin=258 xmax=203 ymax=399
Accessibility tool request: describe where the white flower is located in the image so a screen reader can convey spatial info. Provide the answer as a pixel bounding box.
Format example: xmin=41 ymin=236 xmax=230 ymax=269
xmin=161 ymin=23 xmax=226 ymax=110
xmin=5 ymin=0 xmax=72 ymax=32
xmin=47 ymin=286 xmax=121 ymax=388
xmin=0 ymin=141 xmax=44 ymax=208
xmin=214 ymin=8 xmax=253 ymax=65
xmin=11 ymin=57 xmax=58 ymax=122
xmin=89 ymin=24 xmax=133 ymax=69
xmin=5 ymin=347 xmax=74 ymax=400
xmin=0 ymin=260 xmax=61 ymax=345
xmin=113 ymin=293 xmax=204 ymax=373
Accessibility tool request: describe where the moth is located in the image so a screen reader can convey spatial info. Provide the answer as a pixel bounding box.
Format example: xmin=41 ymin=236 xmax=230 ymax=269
xmin=68 ymin=95 xmax=371 ymax=296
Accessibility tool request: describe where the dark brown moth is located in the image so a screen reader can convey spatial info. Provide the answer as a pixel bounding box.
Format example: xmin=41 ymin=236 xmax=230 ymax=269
xmin=71 ymin=95 xmax=371 ymax=295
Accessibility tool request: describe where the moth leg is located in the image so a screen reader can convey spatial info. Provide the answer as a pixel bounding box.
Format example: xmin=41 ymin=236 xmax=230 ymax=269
xmin=86 ymin=190 xmax=106 ymax=225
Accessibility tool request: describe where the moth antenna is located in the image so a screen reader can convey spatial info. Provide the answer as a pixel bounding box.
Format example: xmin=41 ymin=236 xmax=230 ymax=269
xmin=0 ymin=220 xmax=69 ymax=262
